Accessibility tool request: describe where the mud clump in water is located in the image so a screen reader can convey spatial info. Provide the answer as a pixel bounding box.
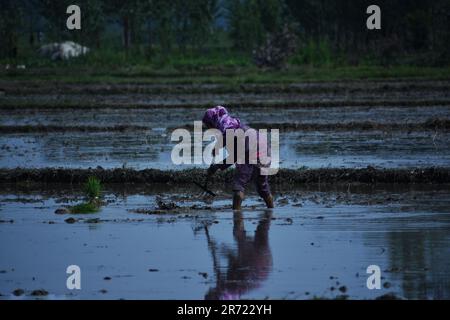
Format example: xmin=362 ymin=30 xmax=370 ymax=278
xmin=64 ymin=217 xmax=77 ymax=224
xmin=129 ymin=196 xmax=215 ymax=215
xmin=338 ymin=286 xmax=347 ymax=293
xmin=156 ymin=196 xmax=178 ymax=210
xmin=30 ymin=289 xmax=48 ymax=296
xmin=55 ymin=208 xmax=70 ymax=214
xmin=13 ymin=289 xmax=24 ymax=296
xmin=375 ymin=293 xmax=403 ymax=300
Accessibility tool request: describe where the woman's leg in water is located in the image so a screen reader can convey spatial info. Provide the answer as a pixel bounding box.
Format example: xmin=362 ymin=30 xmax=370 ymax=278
xmin=254 ymin=167 xmax=274 ymax=208
xmin=232 ymin=164 xmax=254 ymax=210
xmin=233 ymin=165 xmax=274 ymax=210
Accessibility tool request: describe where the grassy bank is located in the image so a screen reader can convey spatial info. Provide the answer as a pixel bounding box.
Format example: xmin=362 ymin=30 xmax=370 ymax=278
xmin=1 ymin=65 xmax=450 ymax=85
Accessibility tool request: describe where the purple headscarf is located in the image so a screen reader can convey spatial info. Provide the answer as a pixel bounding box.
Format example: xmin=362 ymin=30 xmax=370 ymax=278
xmin=202 ymin=106 xmax=241 ymax=134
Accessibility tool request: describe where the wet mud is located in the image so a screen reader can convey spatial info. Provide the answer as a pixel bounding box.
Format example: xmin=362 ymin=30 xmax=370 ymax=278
xmin=1 ymin=167 xmax=450 ymax=184
xmin=1 ymin=119 xmax=450 ymax=134
xmin=1 ymin=79 xmax=450 ymax=109
xmin=1 ymin=79 xmax=449 ymax=95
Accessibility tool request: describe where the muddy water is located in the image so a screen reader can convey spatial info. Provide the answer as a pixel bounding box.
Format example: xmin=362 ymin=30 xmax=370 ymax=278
xmin=2 ymin=88 xmax=450 ymax=107
xmin=1 ymin=129 xmax=449 ymax=169
xmin=1 ymin=82 xmax=449 ymax=300
xmin=0 ymin=184 xmax=449 ymax=300
xmin=1 ymin=105 xmax=449 ymax=169
xmin=1 ymin=106 xmax=449 ymax=126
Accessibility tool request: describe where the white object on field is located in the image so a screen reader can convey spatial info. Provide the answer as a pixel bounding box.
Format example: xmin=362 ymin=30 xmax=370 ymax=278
xmin=38 ymin=41 xmax=90 ymax=61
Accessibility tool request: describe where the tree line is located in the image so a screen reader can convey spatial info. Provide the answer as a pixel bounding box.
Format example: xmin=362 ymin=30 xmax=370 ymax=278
xmin=1 ymin=0 xmax=449 ymax=65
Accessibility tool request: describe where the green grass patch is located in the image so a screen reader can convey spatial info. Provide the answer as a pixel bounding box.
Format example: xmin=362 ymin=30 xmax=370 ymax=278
xmin=70 ymin=202 xmax=100 ymax=214
xmin=84 ymin=176 xmax=101 ymax=200
xmin=67 ymin=177 xmax=102 ymax=214
xmin=2 ymin=42 xmax=449 ymax=84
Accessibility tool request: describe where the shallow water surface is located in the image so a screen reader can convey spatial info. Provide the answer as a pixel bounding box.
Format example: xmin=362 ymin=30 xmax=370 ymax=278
xmin=1 ymin=184 xmax=449 ymax=300
xmin=1 ymin=129 xmax=449 ymax=169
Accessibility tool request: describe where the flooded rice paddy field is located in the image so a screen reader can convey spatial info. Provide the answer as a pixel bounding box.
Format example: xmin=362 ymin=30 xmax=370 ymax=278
xmin=1 ymin=79 xmax=450 ymax=108
xmin=1 ymin=105 xmax=449 ymax=127
xmin=0 ymin=129 xmax=449 ymax=169
xmin=2 ymin=90 xmax=450 ymax=107
xmin=0 ymin=79 xmax=449 ymax=300
xmin=0 ymin=184 xmax=449 ymax=300
xmin=0 ymin=104 xmax=449 ymax=170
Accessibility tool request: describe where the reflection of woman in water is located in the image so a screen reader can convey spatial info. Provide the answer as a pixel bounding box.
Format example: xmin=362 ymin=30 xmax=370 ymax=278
xmin=205 ymin=211 xmax=273 ymax=300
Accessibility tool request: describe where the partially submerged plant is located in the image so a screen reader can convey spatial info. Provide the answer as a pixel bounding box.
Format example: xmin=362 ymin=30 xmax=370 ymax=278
xmin=84 ymin=176 xmax=101 ymax=200
xmin=70 ymin=202 xmax=99 ymax=214
xmin=69 ymin=177 xmax=103 ymax=214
